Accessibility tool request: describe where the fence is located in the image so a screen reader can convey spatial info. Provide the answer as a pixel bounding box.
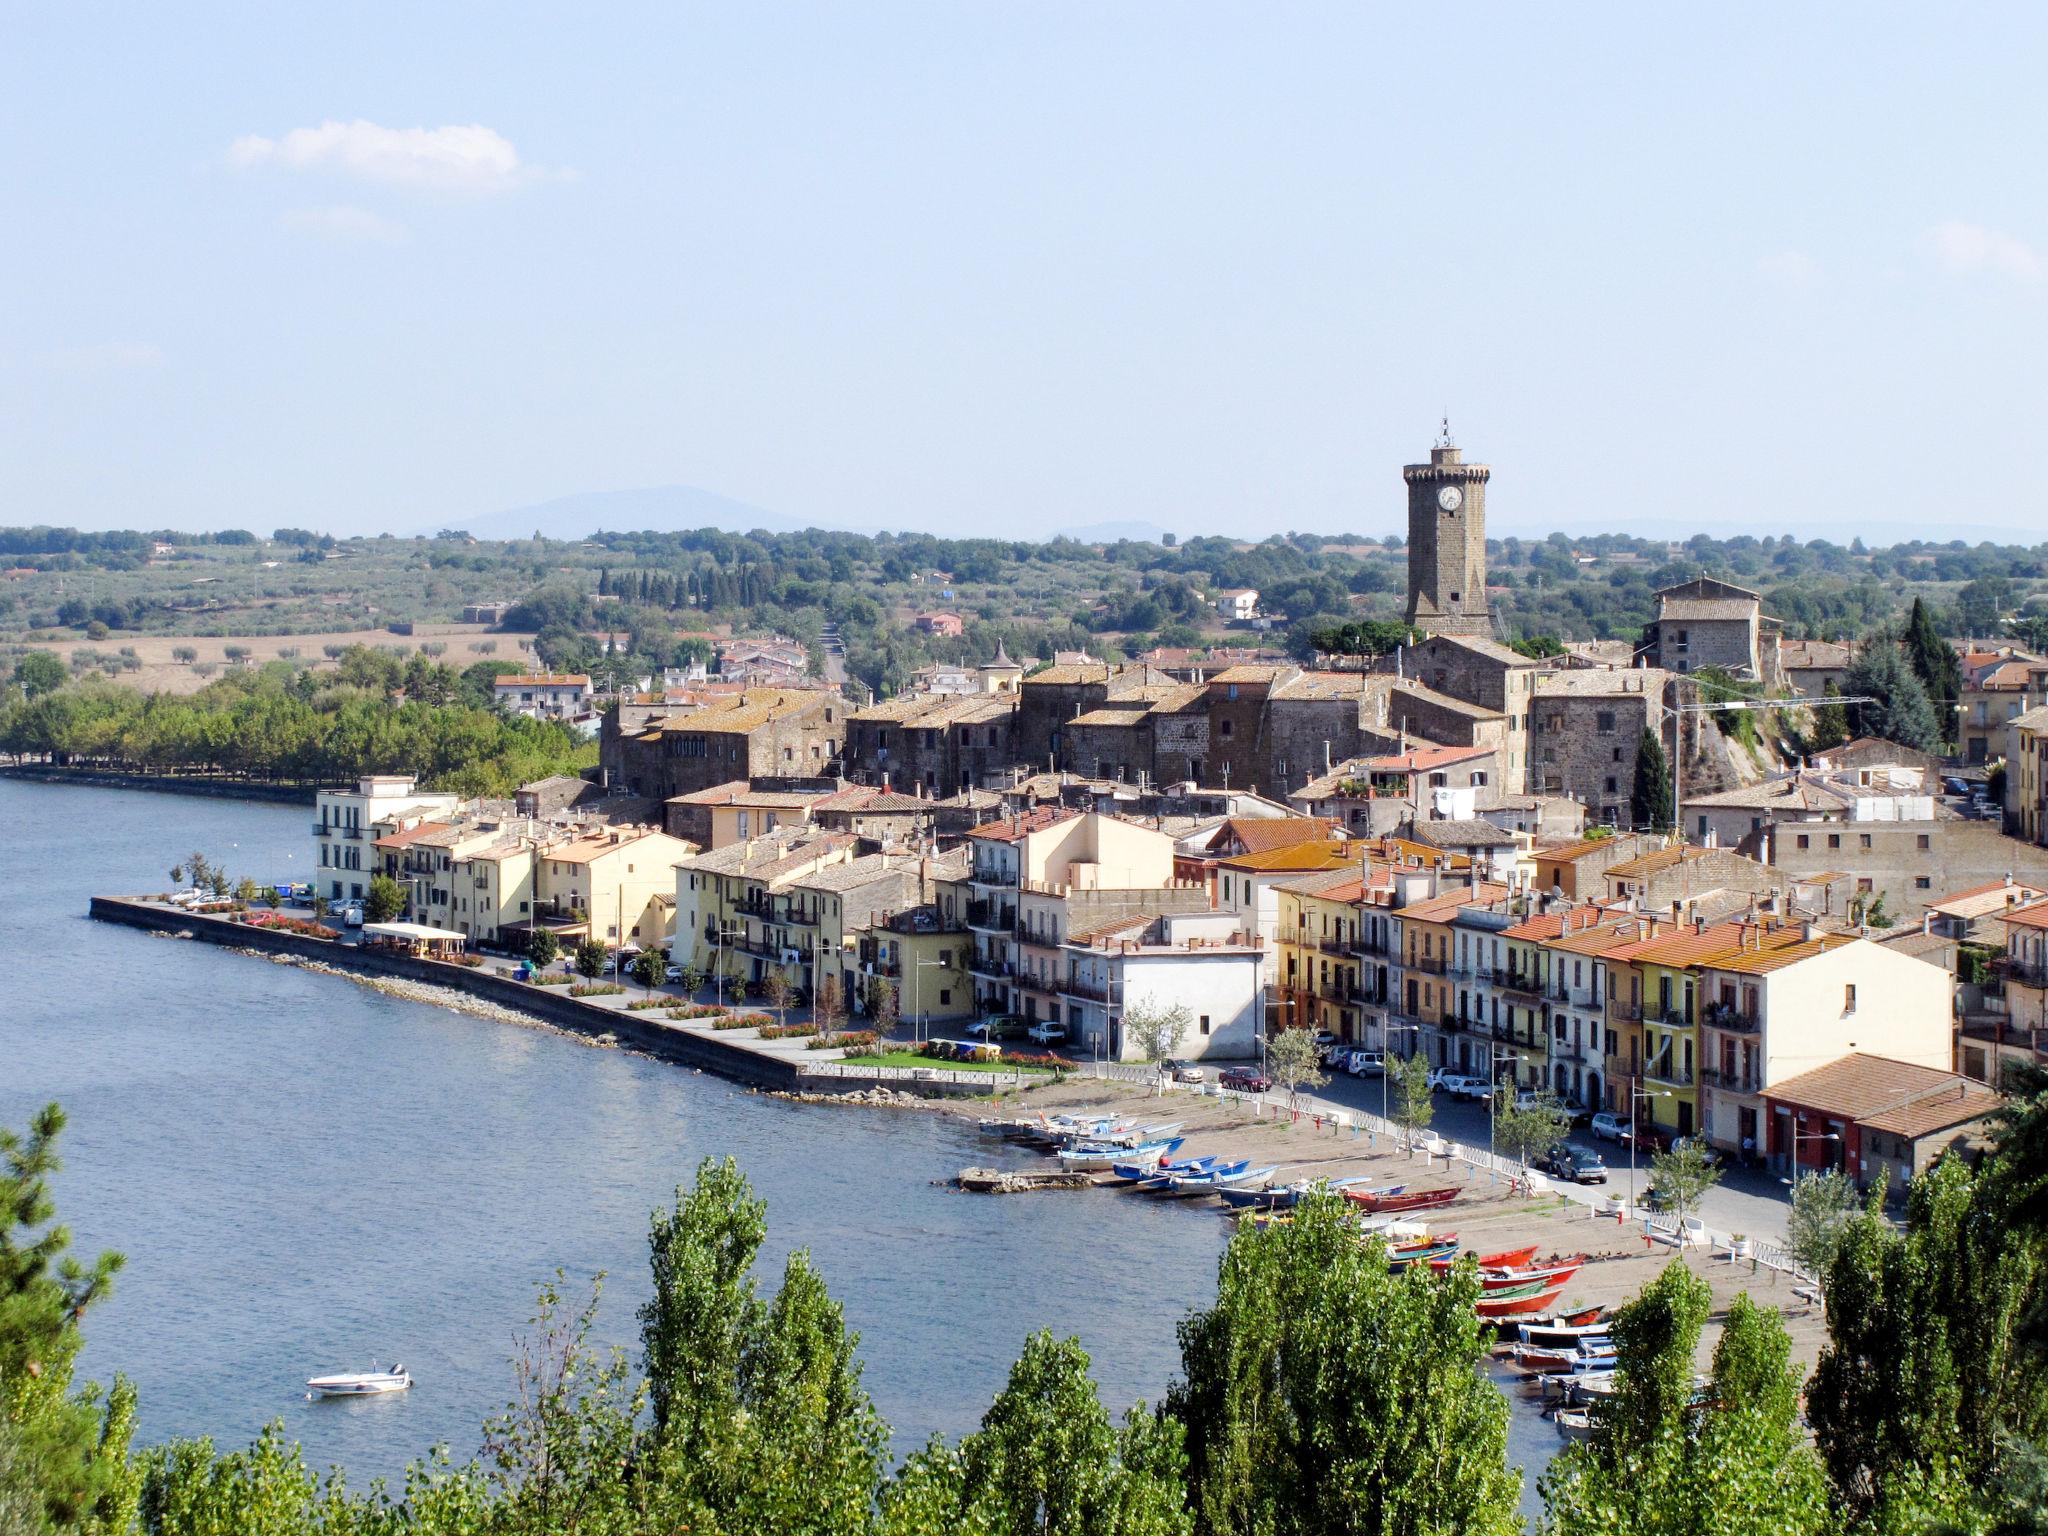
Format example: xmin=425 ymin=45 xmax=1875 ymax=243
xmin=800 ymin=1060 xmax=1043 ymax=1092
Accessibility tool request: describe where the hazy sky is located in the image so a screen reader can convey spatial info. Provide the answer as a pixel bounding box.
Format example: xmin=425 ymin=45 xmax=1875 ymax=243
xmin=5 ymin=6 xmax=2046 ymax=541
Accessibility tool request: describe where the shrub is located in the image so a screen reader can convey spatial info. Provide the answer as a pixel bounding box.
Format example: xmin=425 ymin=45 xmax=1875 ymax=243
xmin=526 ymin=972 xmax=574 ymax=987
xmin=712 ymin=1012 xmax=774 ymax=1030
xmin=666 ymin=1002 xmax=725 ymax=1020
xmin=758 ymin=1022 xmax=821 ymax=1041
xmin=625 ymin=998 xmax=672 ymax=1011
xmin=568 ymin=982 xmax=625 ymax=998
xmin=444 ymin=953 xmax=484 ymax=968
xmin=813 ymin=1030 xmax=878 ymax=1052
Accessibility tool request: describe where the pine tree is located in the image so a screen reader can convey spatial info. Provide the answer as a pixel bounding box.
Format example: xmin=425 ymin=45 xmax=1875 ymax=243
xmin=1903 ymin=599 xmax=1962 ymax=742
xmin=1631 ymin=726 xmax=1674 ymax=830
xmin=1843 ymin=641 xmax=1943 ymax=754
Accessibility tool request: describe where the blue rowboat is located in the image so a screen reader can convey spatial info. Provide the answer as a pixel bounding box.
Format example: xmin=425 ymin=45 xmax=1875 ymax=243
xmin=1068 ymin=1136 xmax=1184 ymax=1172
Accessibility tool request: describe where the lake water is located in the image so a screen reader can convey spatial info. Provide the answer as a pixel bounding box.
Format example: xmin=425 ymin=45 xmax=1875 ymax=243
xmin=0 ymin=777 xmax=1556 ymax=1509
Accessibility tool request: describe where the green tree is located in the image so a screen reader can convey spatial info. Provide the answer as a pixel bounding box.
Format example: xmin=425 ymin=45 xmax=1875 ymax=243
xmin=1844 ymin=641 xmax=1943 ymax=755
xmin=1391 ymin=1050 xmax=1434 ymax=1147
xmin=1784 ymin=1168 xmax=1860 ymax=1278
xmin=1167 ymin=1192 xmax=1522 ymax=1535
xmin=1904 ymin=596 xmax=1964 ymax=736
xmin=632 ymin=948 xmax=668 ymax=994
xmin=1809 ymin=679 xmax=1851 ymax=753
xmin=1540 ymin=1265 xmax=1832 ymax=1536
xmin=1492 ymin=1082 xmax=1571 ymax=1166
xmin=574 ymin=938 xmax=610 ymax=980
xmin=1808 ymin=1157 xmax=2048 ymax=1530
xmin=1125 ymin=997 xmax=1192 ymax=1076
xmin=13 ymin=649 xmax=67 ymax=698
xmin=1 ymin=1105 xmax=139 ymax=1534
xmin=363 ymin=873 xmax=405 ymax=924
xmin=885 ymin=1332 xmax=1188 ymax=1536
xmin=1648 ymin=1138 xmax=1722 ymax=1225
xmin=1266 ymin=1026 xmax=1328 ymax=1114
xmin=526 ymin=927 xmax=560 ymax=969
xmin=1632 ymin=726 xmax=1674 ymax=830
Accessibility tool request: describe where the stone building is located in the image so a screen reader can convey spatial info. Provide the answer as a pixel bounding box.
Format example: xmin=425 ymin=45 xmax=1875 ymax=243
xmin=843 ymin=692 xmax=1018 ymax=795
xmin=1643 ymin=578 xmax=1771 ymax=679
xmin=1760 ymin=817 xmax=2048 ymax=925
xmin=1403 ymin=439 xmax=1491 ymax=638
xmin=1529 ymin=668 xmax=1673 ymax=826
xmin=604 ymin=688 xmax=846 ymax=800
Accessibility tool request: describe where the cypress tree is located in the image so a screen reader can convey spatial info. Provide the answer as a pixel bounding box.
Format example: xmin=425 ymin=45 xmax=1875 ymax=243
xmin=1844 ymin=642 xmax=1943 ymax=755
xmin=1810 ymin=679 xmax=1851 ymax=753
xmin=1632 ymin=726 xmax=1674 ymax=830
xmin=1903 ymin=599 xmax=1962 ymax=741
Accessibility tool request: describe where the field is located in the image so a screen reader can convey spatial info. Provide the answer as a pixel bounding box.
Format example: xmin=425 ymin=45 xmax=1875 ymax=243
xmin=109 ymin=624 xmax=539 ymax=695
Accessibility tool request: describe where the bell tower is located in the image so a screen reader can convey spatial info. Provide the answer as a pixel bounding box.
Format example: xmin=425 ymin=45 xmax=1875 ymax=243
xmin=1403 ymin=426 xmax=1491 ymax=638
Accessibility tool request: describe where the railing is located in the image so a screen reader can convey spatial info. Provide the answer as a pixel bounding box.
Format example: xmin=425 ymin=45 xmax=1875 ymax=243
xmin=1059 ymin=977 xmax=1111 ymax=1003
xmin=1317 ymin=983 xmax=1359 ymax=1004
xmin=802 ymin=1060 xmax=1046 ymax=1090
xmin=1655 ymin=1008 xmax=1693 ymax=1028
xmin=1701 ymin=1066 xmax=1763 ymax=1093
xmin=2004 ymin=959 xmax=2048 ymax=989
xmin=965 ymin=902 xmax=1015 ymax=930
xmin=1643 ymin=1061 xmax=1695 ymax=1087
xmin=1491 ymin=968 xmax=1543 ymax=996
xmin=1703 ymin=1004 xmax=1761 ymax=1033
xmin=968 ymin=958 xmax=1016 ymax=980
xmin=1408 ymin=955 xmax=1450 ymax=976
xmin=1319 ymin=935 xmax=1357 ymax=957
xmin=310 ymin=821 xmax=328 ymax=836
xmin=1610 ymin=999 xmax=1644 ymax=1022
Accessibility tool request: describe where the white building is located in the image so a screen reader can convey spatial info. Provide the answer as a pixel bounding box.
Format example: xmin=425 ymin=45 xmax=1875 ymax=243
xmin=493 ymin=673 xmax=593 ymax=721
xmin=1060 ymin=911 xmax=1264 ymax=1062
xmin=314 ymin=774 xmax=461 ymax=903
xmin=1215 ymin=589 xmax=1260 ymax=622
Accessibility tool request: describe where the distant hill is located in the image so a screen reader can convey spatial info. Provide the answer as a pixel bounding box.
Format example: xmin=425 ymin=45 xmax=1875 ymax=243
xmin=442 ymin=485 xmax=818 ymax=542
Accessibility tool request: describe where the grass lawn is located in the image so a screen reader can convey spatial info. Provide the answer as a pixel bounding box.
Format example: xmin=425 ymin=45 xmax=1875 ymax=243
xmin=852 ymin=1050 xmax=1058 ymax=1076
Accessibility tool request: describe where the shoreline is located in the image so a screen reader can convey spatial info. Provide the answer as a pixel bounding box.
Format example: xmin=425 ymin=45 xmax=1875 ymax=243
xmin=2 ymin=763 xmax=317 ymax=804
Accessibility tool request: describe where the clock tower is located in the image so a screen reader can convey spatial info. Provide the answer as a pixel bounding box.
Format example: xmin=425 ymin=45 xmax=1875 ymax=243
xmin=1403 ymin=431 xmax=1491 ymax=639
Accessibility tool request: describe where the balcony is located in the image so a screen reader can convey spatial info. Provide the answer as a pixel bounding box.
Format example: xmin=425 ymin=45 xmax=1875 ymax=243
xmin=1319 ymin=935 xmax=1357 ymax=957
xmin=2004 ymin=959 xmax=2048 ymax=990
xmin=1702 ymin=1003 xmax=1762 ymax=1034
xmin=1655 ymin=1008 xmax=1694 ymax=1029
xmin=1701 ymin=1065 xmax=1763 ymax=1094
xmin=1551 ymin=1041 xmax=1597 ymax=1066
xmin=1408 ymin=955 xmax=1450 ymax=976
xmin=968 ymin=958 xmax=1015 ymax=982
xmin=1059 ymin=977 xmax=1112 ymax=1003
xmin=966 ymin=901 xmax=1016 ymax=932
xmin=1610 ymin=999 xmax=1643 ymax=1022
xmin=1643 ymin=1059 xmax=1695 ymax=1088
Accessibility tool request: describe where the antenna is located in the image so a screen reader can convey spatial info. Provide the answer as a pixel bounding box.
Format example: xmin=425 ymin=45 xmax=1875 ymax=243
xmin=1437 ymin=415 xmax=1453 ymax=449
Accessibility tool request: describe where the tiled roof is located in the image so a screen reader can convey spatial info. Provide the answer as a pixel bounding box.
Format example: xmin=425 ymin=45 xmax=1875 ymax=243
xmin=1023 ymin=664 xmax=1113 ymax=685
xmin=967 ymin=807 xmax=1078 ymax=842
xmin=1705 ymin=930 xmax=1857 ymax=975
xmin=1226 ymin=817 xmax=1338 ymax=853
xmin=1658 ymin=598 xmax=1758 ymax=621
xmin=1403 ymin=817 xmax=1519 ymax=849
xmin=1216 ymin=841 xmax=1354 ymax=874
xmin=1606 ymin=919 xmax=1748 ymax=967
xmin=1418 ymin=633 xmax=1535 ymax=667
xmin=2004 ymin=901 xmax=2048 ymax=932
xmin=1361 ymin=744 xmax=1493 ymax=772
xmin=1395 ymin=882 xmax=1509 ymax=924
xmin=1928 ymin=879 xmax=2048 ymax=920
xmin=1767 ymin=1053 xmax=1998 ymax=1139
xmin=1208 ymin=664 xmax=1291 ymax=685
xmin=1537 ymin=836 xmax=1632 ymax=863
xmin=1533 ymin=669 xmax=1670 ymax=698
xmin=1501 ymin=905 xmax=1613 ymax=942
xmin=1390 ymin=681 xmax=1502 ymax=719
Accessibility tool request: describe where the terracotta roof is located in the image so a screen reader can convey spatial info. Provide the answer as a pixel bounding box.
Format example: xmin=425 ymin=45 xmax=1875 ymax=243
xmin=1704 ymin=930 xmax=1858 ymax=975
xmin=1767 ymin=1053 xmax=1999 ymax=1139
xmin=495 ymin=673 xmax=590 ymax=688
xmin=1403 ymin=817 xmax=1519 ymax=849
xmin=1226 ymin=817 xmax=1339 ymax=854
xmin=1359 ymin=744 xmax=1493 ymax=773
xmin=812 ymin=786 xmax=930 ymax=814
xmin=1658 ymin=597 xmax=1758 ymax=621
xmin=2005 ymin=901 xmax=2048 ymax=932
xmin=1208 ymin=664 xmax=1291 ymax=685
xmin=1606 ymin=919 xmax=1749 ymax=967
xmin=1396 ymin=882 xmax=1510 ymax=924
xmin=1023 ymin=664 xmax=1113 ymax=685
xmin=1501 ymin=905 xmax=1613 ymax=942
xmin=1537 ymin=836 xmax=1632 ymax=864
xmin=1216 ymin=841 xmax=1354 ymax=874
xmin=1928 ymin=879 xmax=2048 ymax=921
xmin=1549 ymin=916 xmax=1661 ymax=957
xmin=543 ymin=827 xmax=687 ymax=864
xmin=967 ymin=807 xmax=1078 ymax=842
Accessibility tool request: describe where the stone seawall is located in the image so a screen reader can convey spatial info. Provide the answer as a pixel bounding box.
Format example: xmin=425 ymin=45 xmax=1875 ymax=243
xmin=4 ymin=766 xmax=316 ymax=804
xmin=87 ymin=897 xmax=806 ymax=1091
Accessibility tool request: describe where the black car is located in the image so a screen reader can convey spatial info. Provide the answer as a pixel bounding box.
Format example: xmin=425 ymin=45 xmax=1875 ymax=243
xmin=1535 ymin=1143 xmax=1609 ymax=1185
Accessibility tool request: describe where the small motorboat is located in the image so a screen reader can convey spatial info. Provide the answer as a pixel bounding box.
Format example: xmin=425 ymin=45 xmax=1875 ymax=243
xmin=1515 ymin=1312 xmax=1612 ymax=1348
xmin=1513 ymin=1339 xmax=1615 ymax=1373
xmin=1479 ymin=1259 xmax=1584 ymax=1292
xmin=1388 ymin=1239 xmax=1461 ymax=1271
xmin=1156 ymin=1158 xmax=1253 ymax=1197
xmin=1132 ymin=1154 xmax=1218 ymax=1191
xmin=307 ymin=1363 xmax=412 ymax=1398
xmin=1343 ymin=1185 xmax=1460 ymax=1214
xmin=1475 ymin=1280 xmax=1573 ymax=1319
xmin=1553 ymin=1407 xmax=1595 ymax=1438
xmin=1430 ymin=1244 xmax=1538 ymax=1273
xmin=1062 ymin=1135 xmax=1182 ymax=1170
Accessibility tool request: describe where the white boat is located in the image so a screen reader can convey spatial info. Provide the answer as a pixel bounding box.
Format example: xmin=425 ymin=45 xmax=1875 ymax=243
xmin=307 ymin=1363 xmax=412 ymax=1398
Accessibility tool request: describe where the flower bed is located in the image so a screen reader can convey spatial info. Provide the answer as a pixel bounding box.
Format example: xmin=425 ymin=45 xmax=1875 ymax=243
xmin=567 ymin=982 xmax=626 ymax=998
xmin=667 ymin=1002 xmax=725 ymax=1020
xmin=526 ymin=973 xmax=574 ymax=986
xmin=624 ymin=998 xmax=673 ymax=1011
xmin=442 ymin=953 xmax=484 ymax=968
xmin=711 ymin=1012 xmax=774 ymax=1031
xmin=757 ymin=1022 xmax=821 ymax=1041
xmin=236 ymin=911 xmax=340 ymax=940
xmin=812 ymin=1030 xmax=878 ymax=1052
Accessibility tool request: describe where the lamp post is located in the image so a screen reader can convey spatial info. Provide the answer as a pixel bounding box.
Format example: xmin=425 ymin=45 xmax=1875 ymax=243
xmin=1486 ymin=1046 xmax=1519 ymax=1156
xmin=1628 ymin=1085 xmax=1672 ymax=1212
xmin=713 ymin=923 xmax=743 ymax=1009
xmin=1782 ymin=1125 xmax=1842 ymax=1186
xmin=913 ymin=954 xmax=947 ymax=1047
xmin=1382 ymin=1019 xmax=1421 ymax=1126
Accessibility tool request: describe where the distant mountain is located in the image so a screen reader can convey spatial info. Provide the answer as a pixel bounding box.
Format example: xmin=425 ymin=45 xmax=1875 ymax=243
xmin=442 ymin=485 xmax=819 ymax=542
xmin=1049 ymin=519 xmax=1172 ymax=544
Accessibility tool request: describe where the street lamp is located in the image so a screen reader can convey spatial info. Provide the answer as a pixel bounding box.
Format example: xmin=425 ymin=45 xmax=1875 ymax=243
xmin=912 ymin=954 xmax=948 ymax=1047
xmin=1781 ymin=1126 xmax=1842 ymax=1186
xmin=1382 ymin=1019 xmax=1421 ymax=1126
xmin=713 ymin=923 xmax=743 ymax=1009
xmin=1486 ymin=1046 xmax=1519 ymax=1156
xmin=1628 ymin=1086 xmax=1672 ymax=1212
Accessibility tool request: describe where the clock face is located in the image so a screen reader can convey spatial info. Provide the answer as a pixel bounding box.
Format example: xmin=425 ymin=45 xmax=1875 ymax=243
xmin=1437 ymin=484 xmax=1464 ymax=512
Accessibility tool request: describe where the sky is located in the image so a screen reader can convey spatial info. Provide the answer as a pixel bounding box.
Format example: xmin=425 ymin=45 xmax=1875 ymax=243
xmin=3 ymin=5 xmax=2046 ymax=543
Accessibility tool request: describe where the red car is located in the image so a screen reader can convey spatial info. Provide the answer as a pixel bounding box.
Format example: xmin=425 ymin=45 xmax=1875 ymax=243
xmin=1218 ymin=1066 xmax=1272 ymax=1093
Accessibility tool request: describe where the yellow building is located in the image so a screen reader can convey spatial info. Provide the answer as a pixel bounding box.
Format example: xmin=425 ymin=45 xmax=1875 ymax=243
xmin=672 ymin=832 xmax=852 ymax=994
xmin=1394 ymin=882 xmax=1506 ymax=1075
xmin=1274 ymin=868 xmax=1371 ymax=1042
xmin=539 ymin=826 xmax=698 ymax=952
xmin=1601 ymin=921 xmax=1757 ymax=1140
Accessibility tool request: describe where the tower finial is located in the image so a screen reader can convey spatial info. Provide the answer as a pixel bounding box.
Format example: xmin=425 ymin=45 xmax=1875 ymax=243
xmin=1437 ymin=414 xmax=1453 ymax=449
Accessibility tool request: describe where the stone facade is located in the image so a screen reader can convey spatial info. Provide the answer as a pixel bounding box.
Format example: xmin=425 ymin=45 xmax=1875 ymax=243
xmin=1757 ymin=817 xmax=2048 ymax=925
xmin=1403 ymin=442 xmax=1491 ymax=638
xmin=605 ymin=689 xmax=847 ymax=801
xmin=1529 ymin=670 xmax=1672 ymax=827
xmin=1643 ymin=578 xmax=1766 ymax=678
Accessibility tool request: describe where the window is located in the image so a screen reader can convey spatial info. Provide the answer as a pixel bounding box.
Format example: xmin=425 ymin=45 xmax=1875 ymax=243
xmin=1917 ymin=834 xmax=1931 ymax=850
xmin=1796 ymin=834 xmax=1810 ymax=850
xmin=1857 ymin=877 xmax=1873 ymax=894
xmin=1859 ymin=833 xmax=1872 ymax=849
xmin=939 ymin=989 xmax=952 ymax=1006
xmin=1200 ymin=1014 xmax=1211 ymax=1035
xmin=1844 ymin=984 xmax=1857 ymax=1013
xmin=1827 ymin=834 xmax=1841 ymax=849
xmin=1596 ymin=710 xmax=1616 ymax=733
xmin=1220 ymin=719 xmax=1233 ymax=739
xmin=1915 ymin=876 xmax=1932 ymax=890
xmin=1605 ymin=776 xmax=1618 ymax=794
xmin=1612 ymin=747 xmax=1623 ymax=763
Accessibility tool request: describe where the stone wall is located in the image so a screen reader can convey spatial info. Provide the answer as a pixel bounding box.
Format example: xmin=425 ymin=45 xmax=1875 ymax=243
xmin=1756 ymin=820 xmax=2048 ymax=924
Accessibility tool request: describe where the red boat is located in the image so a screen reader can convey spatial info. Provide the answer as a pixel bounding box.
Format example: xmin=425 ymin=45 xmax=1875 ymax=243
xmin=1475 ymin=1281 xmax=1573 ymax=1319
xmin=1429 ymin=1244 xmax=1537 ymax=1273
xmin=1343 ymin=1185 xmax=1460 ymax=1214
xmin=1479 ymin=1259 xmax=1583 ymax=1292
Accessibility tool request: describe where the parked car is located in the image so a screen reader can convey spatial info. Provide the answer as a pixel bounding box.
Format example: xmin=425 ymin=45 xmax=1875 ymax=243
xmin=1535 ymin=1143 xmax=1609 ymax=1185
xmin=1590 ymin=1112 xmax=1631 ymax=1143
xmin=1321 ymin=1042 xmax=1353 ymax=1068
xmin=1668 ymin=1134 xmax=1723 ymax=1166
xmin=1160 ymin=1059 xmax=1205 ymax=1084
xmin=664 ymin=962 xmax=687 ymax=983
xmin=1026 ymin=1021 xmax=1068 ymax=1045
xmin=1218 ymin=1065 xmax=1272 ymax=1093
xmin=970 ymin=1015 xmax=1030 ymax=1041
xmin=1622 ymin=1124 xmax=1670 ymax=1154
xmin=1433 ymin=1073 xmax=1490 ymax=1100
xmin=1344 ymin=1049 xmax=1385 ymax=1077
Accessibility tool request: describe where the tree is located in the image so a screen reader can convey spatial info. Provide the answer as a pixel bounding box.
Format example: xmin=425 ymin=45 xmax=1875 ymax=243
xmin=885 ymin=1333 xmax=1188 ymax=1536
xmin=231 ymin=876 xmax=259 ymax=905
xmin=1807 ymin=1157 xmax=2048 ymax=1530
xmin=574 ymin=938 xmax=609 ymax=980
xmin=1905 ymin=596 xmax=1964 ymax=734
xmin=1784 ymin=1168 xmax=1859 ymax=1278
xmin=632 ymin=948 xmax=668 ymax=994
xmin=812 ymin=974 xmax=846 ymax=1036
xmin=1844 ymin=640 xmax=1943 ymax=754
xmin=362 ymin=873 xmax=405 ymax=924
xmin=0 ymin=1105 xmax=138 ymax=1533
xmin=1961 ymin=577 xmax=2016 ymax=638
xmin=526 ymin=927 xmax=560 ymax=969
xmin=1266 ymin=1026 xmax=1327 ymax=1113
xmin=1168 ymin=1193 xmax=1522 ymax=1535
xmin=1632 ymin=726 xmax=1674 ymax=830
xmin=1391 ymin=1050 xmax=1434 ymax=1147
xmin=1124 ymin=997 xmax=1191 ymax=1078
xmin=2009 ymin=613 xmax=2048 ymax=657
xmin=1540 ymin=1264 xmax=1832 ymax=1536
xmin=1648 ymin=1138 xmax=1722 ymax=1225
xmin=762 ymin=968 xmax=796 ymax=1027
xmin=868 ymin=977 xmax=899 ymax=1034
xmin=1492 ymin=1082 xmax=1571 ymax=1166
xmin=1809 ymin=679 xmax=1851 ymax=753
xmin=12 ymin=649 xmax=66 ymax=698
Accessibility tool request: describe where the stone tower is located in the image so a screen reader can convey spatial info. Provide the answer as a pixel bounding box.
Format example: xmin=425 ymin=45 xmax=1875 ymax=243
xmin=1403 ymin=436 xmax=1491 ymax=638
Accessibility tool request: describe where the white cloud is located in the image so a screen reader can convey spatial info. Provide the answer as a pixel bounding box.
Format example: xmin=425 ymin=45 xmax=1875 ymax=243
xmin=1756 ymin=249 xmax=1819 ymax=287
xmin=48 ymin=342 xmax=164 ymax=374
xmin=282 ymin=204 xmax=409 ymax=244
xmin=1930 ymin=220 xmax=2043 ymax=283
xmin=229 ymin=119 xmax=540 ymax=195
